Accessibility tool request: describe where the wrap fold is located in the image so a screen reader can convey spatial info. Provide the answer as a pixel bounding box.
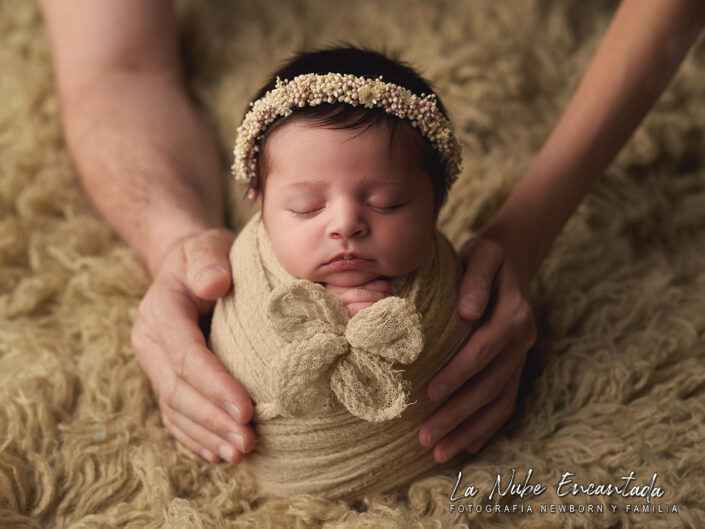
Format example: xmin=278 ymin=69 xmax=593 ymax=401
xmin=267 ymin=280 xmax=424 ymax=423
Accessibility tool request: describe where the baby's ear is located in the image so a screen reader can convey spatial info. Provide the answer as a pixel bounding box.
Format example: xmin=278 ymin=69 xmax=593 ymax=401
xmin=247 ymin=187 xmax=263 ymax=207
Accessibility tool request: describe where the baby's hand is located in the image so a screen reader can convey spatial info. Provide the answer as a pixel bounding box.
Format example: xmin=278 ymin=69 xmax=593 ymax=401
xmin=324 ymin=278 xmax=397 ymax=318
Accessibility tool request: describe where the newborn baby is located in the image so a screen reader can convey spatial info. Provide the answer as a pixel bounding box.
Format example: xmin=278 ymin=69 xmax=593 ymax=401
xmin=252 ymin=111 xmax=437 ymax=316
xmin=208 ymin=45 xmax=476 ymax=501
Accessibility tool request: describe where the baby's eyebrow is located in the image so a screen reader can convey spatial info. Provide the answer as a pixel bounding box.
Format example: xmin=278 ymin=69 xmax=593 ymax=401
xmin=284 ymin=180 xmax=329 ymax=190
xmin=283 ymin=177 xmax=407 ymax=190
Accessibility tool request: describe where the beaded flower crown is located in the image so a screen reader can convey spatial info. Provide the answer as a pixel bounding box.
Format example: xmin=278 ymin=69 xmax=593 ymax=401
xmin=232 ymin=72 xmax=462 ymax=196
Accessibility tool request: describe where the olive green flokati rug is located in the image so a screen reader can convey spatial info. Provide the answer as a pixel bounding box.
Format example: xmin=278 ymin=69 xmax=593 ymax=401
xmin=1 ymin=0 xmax=704 ymax=527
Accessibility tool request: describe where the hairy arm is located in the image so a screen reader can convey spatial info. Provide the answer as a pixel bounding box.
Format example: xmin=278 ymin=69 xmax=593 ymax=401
xmin=481 ymin=0 xmax=705 ymax=286
xmin=40 ymin=0 xmax=227 ymax=279
xmin=40 ymin=1 xmax=256 ymax=465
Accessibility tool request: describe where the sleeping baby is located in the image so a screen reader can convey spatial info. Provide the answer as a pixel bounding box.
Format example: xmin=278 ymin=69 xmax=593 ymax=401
xmin=208 ymin=45 xmax=477 ymax=501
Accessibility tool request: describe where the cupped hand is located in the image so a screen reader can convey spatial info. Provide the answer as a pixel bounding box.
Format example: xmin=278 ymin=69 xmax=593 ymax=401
xmin=324 ymin=278 xmax=397 ymax=317
xmin=419 ymin=235 xmax=537 ymax=463
xmin=130 ymin=227 xmax=255 ymax=465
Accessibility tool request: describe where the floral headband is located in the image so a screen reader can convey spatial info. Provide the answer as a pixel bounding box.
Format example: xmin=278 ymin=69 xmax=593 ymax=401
xmin=231 ymin=72 xmax=462 ymax=197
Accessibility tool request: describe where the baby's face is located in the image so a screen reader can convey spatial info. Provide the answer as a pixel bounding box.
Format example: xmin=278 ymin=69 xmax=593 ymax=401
xmin=255 ymin=119 xmax=437 ymax=287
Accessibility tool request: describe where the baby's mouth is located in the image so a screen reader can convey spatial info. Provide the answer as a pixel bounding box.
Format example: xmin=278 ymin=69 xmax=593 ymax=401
xmin=325 ymin=253 xmax=366 ymax=264
xmin=324 ymin=254 xmax=374 ymax=269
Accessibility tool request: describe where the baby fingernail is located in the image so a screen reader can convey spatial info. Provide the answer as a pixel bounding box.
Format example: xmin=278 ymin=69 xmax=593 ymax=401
xmin=227 ymin=432 xmax=245 ymax=452
xmin=225 ymin=402 xmax=242 ymax=423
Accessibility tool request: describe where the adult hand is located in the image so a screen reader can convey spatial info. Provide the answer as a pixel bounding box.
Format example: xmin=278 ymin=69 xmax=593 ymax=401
xmin=130 ymin=227 xmax=255 ymax=465
xmin=324 ymin=278 xmax=397 ymax=317
xmin=419 ymin=235 xmax=537 ymax=463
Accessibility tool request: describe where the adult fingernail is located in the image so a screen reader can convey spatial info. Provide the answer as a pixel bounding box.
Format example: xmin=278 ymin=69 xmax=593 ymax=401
xmin=434 ymin=383 xmax=449 ymax=400
xmin=442 ymin=444 xmax=457 ymax=462
xmin=428 ymin=428 xmax=443 ymax=446
xmin=197 ymin=266 xmax=227 ymax=284
xmin=227 ymin=432 xmax=245 ymax=452
xmin=218 ymin=443 xmax=236 ymax=462
xmin=225 ymin=402 xmax=242 ymax=423
xmin=460 ymin=296 xmax=482 ymax=317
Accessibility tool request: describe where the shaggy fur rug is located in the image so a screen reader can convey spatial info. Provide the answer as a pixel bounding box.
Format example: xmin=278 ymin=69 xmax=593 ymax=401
xmin=1 ymin=0 xmax=704 ymax=527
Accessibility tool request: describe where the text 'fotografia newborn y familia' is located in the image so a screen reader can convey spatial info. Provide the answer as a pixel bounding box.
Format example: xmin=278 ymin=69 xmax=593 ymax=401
xmin=448 ymin=468 xmax=679 ymax=515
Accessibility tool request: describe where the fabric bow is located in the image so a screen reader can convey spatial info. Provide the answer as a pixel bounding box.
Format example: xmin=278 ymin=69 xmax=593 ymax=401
xmin=265 ymin=280 xmax=424 ymax=423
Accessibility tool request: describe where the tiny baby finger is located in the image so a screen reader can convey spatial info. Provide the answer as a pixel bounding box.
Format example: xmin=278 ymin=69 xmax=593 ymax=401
xmin=339 ymin=287 xmax=389 ymax=304
xmin=361 ymin=279 xmax=397 ymax=294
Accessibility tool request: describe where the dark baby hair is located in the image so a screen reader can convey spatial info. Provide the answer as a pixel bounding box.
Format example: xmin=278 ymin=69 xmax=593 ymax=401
xmin=239 ymin=43 xmax=453 ymax=214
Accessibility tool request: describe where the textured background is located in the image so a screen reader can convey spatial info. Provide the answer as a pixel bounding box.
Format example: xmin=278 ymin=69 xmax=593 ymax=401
xmin=1 ymin=0 xmax=704 ymax=527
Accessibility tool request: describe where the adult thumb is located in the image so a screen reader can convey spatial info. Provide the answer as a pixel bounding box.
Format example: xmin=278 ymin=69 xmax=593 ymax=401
xmin=457 ymin=238 xmax=504 ymax=320
xmin=183 ymin=228 xmax=236 ymax=300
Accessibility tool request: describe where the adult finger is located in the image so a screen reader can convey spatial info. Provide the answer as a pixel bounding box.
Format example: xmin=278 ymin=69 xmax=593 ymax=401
xmin=133 ymin=310 xmax=254 ymax=459
xmin=157 ymin=368 xmax=253 ymax=453
xmin=420 ymin=342 xmax=522 ymax=452
xmin=457 ymin=238 xmax=505 ymax=320
xmin=131 ymin=316 xmax=225 ymax=463
xmin=428 ymin=260 xmax=528 ymax=402
xmin=434 ymin=364 xmax=523 ymax=463
xmin=162 ymin=412 xmax=220 ymax=463
xmin=146 ymin=280 xmax=254 ymax=427
xmin=461 ymin=364 xmax=524 ymax=455
xmin=162 ymin=402 xmax=246 ymax=465
xmin=182 ymin=228 xmax=236 ymax=300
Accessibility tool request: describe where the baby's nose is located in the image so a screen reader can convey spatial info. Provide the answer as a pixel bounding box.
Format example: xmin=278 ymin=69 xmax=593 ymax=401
xmin=327 ymin=205 xmax=369 ymax=239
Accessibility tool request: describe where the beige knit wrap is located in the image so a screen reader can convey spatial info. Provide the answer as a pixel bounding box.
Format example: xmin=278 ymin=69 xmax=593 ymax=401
xmin=208 ymin=212 xmax=477 ymax=501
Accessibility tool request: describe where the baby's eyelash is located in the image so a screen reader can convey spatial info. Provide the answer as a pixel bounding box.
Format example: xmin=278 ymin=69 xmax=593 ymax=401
xmin=371 ymin=204 xmax=405 ymax=212
xmin=289 ymin=208 xmax=322 ymax=218
xmin=288 ymin=204 xmax=406 ymax=218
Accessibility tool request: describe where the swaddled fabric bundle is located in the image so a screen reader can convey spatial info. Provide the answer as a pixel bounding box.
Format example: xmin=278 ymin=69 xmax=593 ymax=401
xmin=209 ymin=211 xmax=476 ymax=501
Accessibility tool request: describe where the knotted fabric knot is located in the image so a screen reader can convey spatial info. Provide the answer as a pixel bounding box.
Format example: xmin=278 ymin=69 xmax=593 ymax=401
xmin=265 ymin=279 xmax=424 ymax=423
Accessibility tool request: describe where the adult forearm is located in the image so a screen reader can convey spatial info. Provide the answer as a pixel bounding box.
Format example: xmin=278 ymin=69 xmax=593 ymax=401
xmin=480 ymin=0 xmax=705 ymax=286
xmin=58 ymin=71 xmax=227 ymax=279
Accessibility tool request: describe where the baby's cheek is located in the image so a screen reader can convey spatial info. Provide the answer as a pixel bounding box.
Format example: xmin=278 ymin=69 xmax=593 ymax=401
xmin=387 ymin=232 xmax=434 ymax=275
xmin=266 ymin=221 xmax=321 ymax=280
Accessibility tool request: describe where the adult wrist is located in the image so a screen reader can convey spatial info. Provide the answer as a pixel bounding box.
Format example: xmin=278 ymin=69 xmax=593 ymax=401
xmin=475 ymin=197 xmax=552 ymax=289
xmin=476 ymin=220 xmax=534 ymax=289
xmin=476 ymin=152 xmax=585 ymax=287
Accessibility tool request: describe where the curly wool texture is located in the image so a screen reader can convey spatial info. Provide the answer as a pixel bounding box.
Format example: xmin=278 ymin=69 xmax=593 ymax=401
xmin=208 ymin=212 xmax=476 ymax=500
xmin=2 ymin=0 xmax=705 ymax=527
